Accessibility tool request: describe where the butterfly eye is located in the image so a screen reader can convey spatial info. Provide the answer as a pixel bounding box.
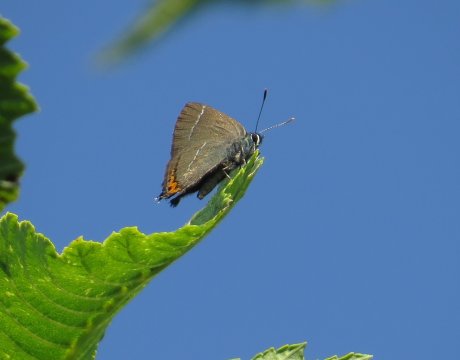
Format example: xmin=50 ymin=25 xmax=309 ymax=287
xmin=251 ymin=133 xmax=263 ymax=146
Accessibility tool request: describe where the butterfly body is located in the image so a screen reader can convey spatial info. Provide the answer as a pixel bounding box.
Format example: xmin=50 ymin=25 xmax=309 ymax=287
xmin=157 ymin=102 xmax=263 ymax=207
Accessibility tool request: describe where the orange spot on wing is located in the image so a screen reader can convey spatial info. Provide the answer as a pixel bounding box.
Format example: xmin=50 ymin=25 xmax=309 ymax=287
xmin=165 ymin=172 xmax=181 ymax=196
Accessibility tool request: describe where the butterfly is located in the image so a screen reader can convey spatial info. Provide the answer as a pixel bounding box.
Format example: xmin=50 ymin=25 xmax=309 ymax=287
xmin=156 ymin=102 xmax=263 ymax=207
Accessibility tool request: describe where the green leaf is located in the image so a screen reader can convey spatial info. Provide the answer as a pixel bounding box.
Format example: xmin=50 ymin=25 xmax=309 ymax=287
xmin=251 ymin=342 xmax=307 ymax=360
xmin=325 ymin=353 xmax=373 ymax=360
xmin=0 ymin=152 xmax=263 ymax=359
xmin=100 ymin=0 xmax=203 ymax=65
xmin=99 ymin=0 xmax=336 ymax=66
xmin=230 ymin=342 xmax=373 ymax=360
xmin=0 ymin=16 xmax=38 ymax=212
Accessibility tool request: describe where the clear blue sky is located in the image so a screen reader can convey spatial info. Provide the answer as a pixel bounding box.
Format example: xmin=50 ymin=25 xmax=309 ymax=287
xmin=3 ymin=0 xmax=460 ymax=359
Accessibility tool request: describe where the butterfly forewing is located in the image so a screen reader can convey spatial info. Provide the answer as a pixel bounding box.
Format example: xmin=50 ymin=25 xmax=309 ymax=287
xmin=162 ymin=103 xmax=247 ymax=196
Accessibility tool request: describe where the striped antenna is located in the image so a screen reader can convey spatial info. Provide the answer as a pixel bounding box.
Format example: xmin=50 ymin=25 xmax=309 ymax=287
xmin=259 ymin=117 xmax=295 ymax=134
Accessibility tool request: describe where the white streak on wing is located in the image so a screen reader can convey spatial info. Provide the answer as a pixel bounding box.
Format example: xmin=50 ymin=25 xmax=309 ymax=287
xmin=184 ymin=141 xmax=207 ymax=178
xmin=188 ymin=105 xmax=206 ymax=140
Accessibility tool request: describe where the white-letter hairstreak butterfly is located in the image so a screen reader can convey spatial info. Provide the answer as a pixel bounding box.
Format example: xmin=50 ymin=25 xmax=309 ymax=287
xmin=156 ymin=90 xmax=293 ymax=207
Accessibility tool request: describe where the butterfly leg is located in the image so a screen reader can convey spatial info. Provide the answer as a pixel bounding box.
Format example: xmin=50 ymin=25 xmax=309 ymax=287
xmin=222 ymin=162 xmax=236 ymax=179
xmin=240 ymin=145 xmax=247 ymax=165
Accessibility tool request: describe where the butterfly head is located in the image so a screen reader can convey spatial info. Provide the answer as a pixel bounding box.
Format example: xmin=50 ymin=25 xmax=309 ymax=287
xmin=250 ymin=132 xmax=264 ymax=147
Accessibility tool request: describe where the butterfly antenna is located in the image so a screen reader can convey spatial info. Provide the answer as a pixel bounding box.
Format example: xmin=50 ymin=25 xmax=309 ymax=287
xmin=254 ymin=89 xmax=268 ymax=133
xmin=259 ymin=117 xmax=295 ymax=134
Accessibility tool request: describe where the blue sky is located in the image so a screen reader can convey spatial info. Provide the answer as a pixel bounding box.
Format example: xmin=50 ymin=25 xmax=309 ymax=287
xmin=2 ymin=0 xmax=460 ymax=359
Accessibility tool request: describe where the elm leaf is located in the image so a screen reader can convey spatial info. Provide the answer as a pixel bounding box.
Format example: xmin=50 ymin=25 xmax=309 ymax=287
xmin=0 ymin=153 xmax=263 ymax=359
xmin=0 ymin=16 xmax=38 ymax=212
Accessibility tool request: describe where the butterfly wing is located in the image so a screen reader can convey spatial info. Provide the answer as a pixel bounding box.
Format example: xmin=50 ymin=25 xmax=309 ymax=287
xmin=160 ymin=102 xmax=246 ymax=199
